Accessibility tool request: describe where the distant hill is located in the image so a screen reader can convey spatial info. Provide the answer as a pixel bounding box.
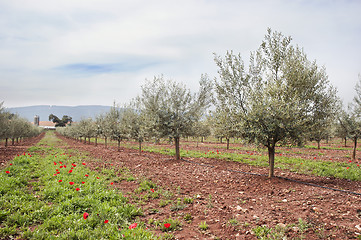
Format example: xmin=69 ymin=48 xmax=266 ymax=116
xmin=7 ymin=105 xmax=113 ymax=122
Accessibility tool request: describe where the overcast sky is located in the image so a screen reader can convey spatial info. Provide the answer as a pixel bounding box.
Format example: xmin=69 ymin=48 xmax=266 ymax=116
xmin=1 ymin=0 xmax=360 ymax=108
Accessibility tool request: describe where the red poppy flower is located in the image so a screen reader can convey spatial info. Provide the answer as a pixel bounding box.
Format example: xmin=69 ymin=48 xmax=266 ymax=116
xmin=10 ymin=163 xmax=12 ymax=166
xmin=85 ymin=174 xmax=89 ymax=177
xmin=82 ymin=163 xmax=86 ymax=165
xmin=164 ymin=223 xmax=171 ymax=228
xmin=69 ymin=155 xmax=71 ymax=157
xmin=104 ymin=220 xmax=109 ymax=224
xmin=129 ymin=223 xmax=137 ymax=229
xmin=69 ymin=170 xmax=73 ymax=173
xmin=97 ymin=177 xmax=99 ymax=179
xmin=82 ymin=181 xmax=85 ymax=184
xmin=57 ymin=171 xmax=60 ymax=174
xmin=71 ymin=167 xmax=74 ymax=169
xmin=53 ymin=174 xmax=56 ymax=176
xmin=75 ymin=188 xmax=80 ymax=191
xmin=110 ymin=182 xmax=114 ymax=185
xmin=69 ymin=182 xmax=74 ymax=185
xmin=58 ymin=180 xmax=62 ymax=182
xmin=17 ymin=154 xmax=19 ymax=156
xmin=59 ymin=161 xmax=62 ymax=164
xmin=6 ymin=171 xmax=10 ymax=174
xmin=60 ymin=166 xmax=63 ymax=168
xmin=63 ymin=165 xmax=67 ymax=168
xmin=56 ymin=169 xmax=58 ymax=171
xmin=347 ymin=167 xmax=350 ymax=169
xmin=358 ymin=164 xmax=360 ymax=167
xmin=83 ymin=212 xmax=89 ymax=219
xmin=151 ymin=189 xmax=155 ymax=192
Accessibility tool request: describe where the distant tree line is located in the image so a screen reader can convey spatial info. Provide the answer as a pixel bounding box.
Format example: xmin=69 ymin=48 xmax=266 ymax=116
xmin=56 ymin=29 xmax=361 ymax=178
xmin=0 ymin=102 xmax=42 ymax=147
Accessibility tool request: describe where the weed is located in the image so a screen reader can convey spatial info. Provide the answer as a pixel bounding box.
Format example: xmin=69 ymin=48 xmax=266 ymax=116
xmin=199 ymin=221 xmax=209 ymax=231
xmin=228 ymin=218 xmax=239 ymax=226
xmin=159 ymin=200 xmax=171 ymax=207
xmin=183 ymin=197 xmax=193 ymax=204
xmin=183 ymin=213 xmax=193 ymax=222
xmin=207 ymin=194 xmax=213 ymax=208
xmin=161 ymin=233 xmax=175 ymax=240
xmin=253 ymin=225 xmax=287 ymax=239
xmin=170 ymin=198 xmax=186 ymax=211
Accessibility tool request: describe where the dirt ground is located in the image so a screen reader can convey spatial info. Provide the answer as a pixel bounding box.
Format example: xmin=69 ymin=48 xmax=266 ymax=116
xmin=0 ymin=133 xmax=44 ymax=167
xmin=1 ymin=133 xmax=361 ymax=239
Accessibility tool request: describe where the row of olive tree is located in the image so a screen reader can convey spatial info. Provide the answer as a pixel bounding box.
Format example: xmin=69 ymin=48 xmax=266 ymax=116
xmin=335 ymin=74 xmax=361 ymax=160
xmin=0 ymin=102 xmax=42 ymax=146
xmin=58 ymin=75 xmax=213 ymax=159
xmin=58 ymin=29 xmax=349 ymax=178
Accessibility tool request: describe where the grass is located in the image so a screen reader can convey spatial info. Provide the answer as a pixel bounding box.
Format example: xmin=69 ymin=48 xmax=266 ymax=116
xmin=0 ymin=131 xmax=156 ymax=240
xmin=119 ymin=143 xmax=361 ymax=181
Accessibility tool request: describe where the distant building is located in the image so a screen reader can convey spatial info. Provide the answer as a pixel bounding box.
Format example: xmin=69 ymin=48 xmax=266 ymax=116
xmin=38 ymin=121 xmax=56 ymax=130
xmin=34 ymin=115 xmax=40 ymax=126
xmin=32 ymin=119 xmax=56 ymax=130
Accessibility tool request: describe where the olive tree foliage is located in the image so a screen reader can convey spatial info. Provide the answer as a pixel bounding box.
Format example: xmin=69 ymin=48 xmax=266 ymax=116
xmin=210 ymin=109 xmax=240 ymax=149
xmin=77 ymin=118 xmax=96 ymax=144
xmin=137 ymin=74 xmax=212 ymax=160
xmin=214 ymin=28 xmax=338 ymax=177
xmin=191 ymin=119 xmax=211 ymax=147
xmin=0 ymin=102 xmax=41 ymax=146
xmin=338 ymin=74 xmax=361 ymax=160
xmin=338 ymin=109 xmax=361 ymax=160
xmin=105 ymin=105 xmax=127 ymax=151
xmin=120 ymin=102 xmax=149 ymax=154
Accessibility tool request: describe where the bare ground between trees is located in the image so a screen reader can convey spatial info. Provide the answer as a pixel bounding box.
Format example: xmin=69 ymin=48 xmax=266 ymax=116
xmin=1 ymin=133 xmax=361 ymax=239
xmin=55 ymin=135 xmax=361 ymax=240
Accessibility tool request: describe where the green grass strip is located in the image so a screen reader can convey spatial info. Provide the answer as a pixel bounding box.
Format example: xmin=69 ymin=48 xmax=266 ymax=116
xmin=0 ymin=132 xmax=156 ymax=240
xmin=119 ymin=142 xmax=361 ymax=181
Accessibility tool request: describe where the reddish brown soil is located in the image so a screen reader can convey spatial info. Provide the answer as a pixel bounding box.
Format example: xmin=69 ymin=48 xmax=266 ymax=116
xmin=1 ymin=133 xmax=361 ymax=239
xmin=55 ymin=135 xmax=361 ymax=240
xmin=0 ymin=133 xmax=44 ymax=167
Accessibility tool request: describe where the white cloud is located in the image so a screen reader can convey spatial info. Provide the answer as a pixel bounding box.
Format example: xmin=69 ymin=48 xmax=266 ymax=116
xmin=0 ymin=0 xmax=360 ymax=107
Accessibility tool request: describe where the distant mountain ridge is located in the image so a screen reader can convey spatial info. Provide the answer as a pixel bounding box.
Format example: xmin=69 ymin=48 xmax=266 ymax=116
xmin=7 ymin=105 xmax=113 ymax=122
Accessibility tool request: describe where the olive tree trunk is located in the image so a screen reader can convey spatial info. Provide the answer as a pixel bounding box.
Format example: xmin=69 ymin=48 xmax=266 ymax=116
xmin=175 ymin=136 xmax=180 ymax=160
xmin=268 ymin=145 xmax=276 ymax=178
xmin=352 ymin=137 xmax=357 ymax=160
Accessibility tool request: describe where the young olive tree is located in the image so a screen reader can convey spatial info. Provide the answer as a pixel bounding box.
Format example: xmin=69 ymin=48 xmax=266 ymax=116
xmin=338 ymin=109 xmax=361 ymax=160
xmin=121 ymin=103 xmax=149 ymax=155
xmin=211 ymin=109 xmax=240 ymax=149
xmin=214 ymin=28 xmax=338 ymax=177
xmin=138 ymin=74 xmax=212 ymax=160
xmin=191 ymin=119 xmax=211 ymax=147
xmin=106 ymin=105 xmax=126 ymax=151
xmin=77 ymin=118 xmax=96 ymax=144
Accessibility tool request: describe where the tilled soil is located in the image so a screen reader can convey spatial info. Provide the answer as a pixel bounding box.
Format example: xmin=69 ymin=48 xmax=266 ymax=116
xmin=1 ymin=133 xmax=361 ymax=239
xmin=0 ymin=133 xmax=44 ymax=167
xmin=55 ymin=135 xmax=361 ymax=240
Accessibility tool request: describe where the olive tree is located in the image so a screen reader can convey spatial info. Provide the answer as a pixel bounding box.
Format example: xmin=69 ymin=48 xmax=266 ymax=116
xmin=338 ymin=109 xmax=361 ymax=160
xmin=211 ymin=109 xmax=240 ymax=149
xmin=106 ymin=105 xmax=127 ymax=151
xmin=214 ymin=28 xmax=338 ymax=177
xmin=191 ymin=119 xmax=211 ymax=147
xmin=121 ymin=103 xmax=149 ymax=154
xmin=138 ymin=74 xmax=212 ymax=160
